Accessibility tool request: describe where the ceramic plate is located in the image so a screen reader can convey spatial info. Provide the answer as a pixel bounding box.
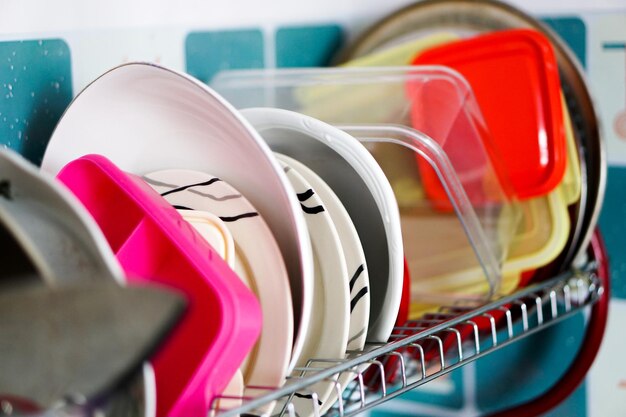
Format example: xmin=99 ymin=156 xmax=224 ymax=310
xmin=278 ymin=157 xmax=350 ymax=416
xmin=144 ymin=169 xmax=294 ymax=408
xmin=277 ymin=154 xmax=370 ymax=350
xmin=277 ymin=154 xmax=370 ymax=414
xmin=40 ymin=62 xmax=313 ymax=369
xmin=243 ymin=107 xmax=403 ymax=343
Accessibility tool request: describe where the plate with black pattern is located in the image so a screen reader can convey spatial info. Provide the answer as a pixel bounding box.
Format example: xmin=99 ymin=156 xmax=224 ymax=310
xmin=143 ymin=168 xmax=293 ymax=414
xmin=242 ymin=108 xmax=403 ymax=344
xmin=276 ymin=154 xmax=370 ymax=414
xmin=278 ymin=156 xmax=350 ymax=417
xmin=41 ymin=63 xmax=313 ymax=376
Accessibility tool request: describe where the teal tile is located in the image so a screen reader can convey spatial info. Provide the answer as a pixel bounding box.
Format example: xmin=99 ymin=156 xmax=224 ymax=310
xmin=276 ymin=25 xmax=343 ymax=67
xmin=0 ymin=39 xmax=72 ymax=165
xmin=476 ymin=312 xmax=585 ymax=413
xmin=371 ymin=369 xmax=464 ymax=417
xmin=185 ymin=29 xmax=264 ymax=83
xmin=542 ymin=17 xmax=587 ymax=68
xmin=599 ymin=167 xmax=626 ymax=299
xmin=544 ymin=382 xmax=586 ymax=417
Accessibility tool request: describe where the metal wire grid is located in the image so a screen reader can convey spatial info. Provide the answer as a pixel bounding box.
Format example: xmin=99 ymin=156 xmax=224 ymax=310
xmin=211 ymin=265 xmax=602 ymax=417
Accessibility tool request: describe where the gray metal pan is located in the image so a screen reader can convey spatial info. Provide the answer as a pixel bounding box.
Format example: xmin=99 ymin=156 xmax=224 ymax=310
xmin=0 ymin=148 xmax=123 ymax=285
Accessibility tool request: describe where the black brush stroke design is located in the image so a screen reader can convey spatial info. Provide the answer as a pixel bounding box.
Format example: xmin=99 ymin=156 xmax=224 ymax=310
xmin=173 ymin=205 xmax=193 ymax=210
xmin=349 ymin=264 xmax=365 ymax=292
xmin=350 ymin=287 xmax=368 ymax=313
xmin=298 ymin=189 xmax=325 ymax=213
xmin=297 ymin=189 xmax=314 ymax=202
xmin=293 ymin=393 xmax=323 ymax=406
xmin=160 ymin=178 xmax=221 ymax=197
xmin=300 ymin=204 xmax=325 ymax=214
xmin=219 ymin=212 xmax=259 ymax=222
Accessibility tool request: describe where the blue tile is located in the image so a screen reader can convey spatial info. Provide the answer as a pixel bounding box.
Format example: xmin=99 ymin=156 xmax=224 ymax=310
xmin=185 ymin=29 xmax=264 ymax=84
xmin=476 ymin=313 xmax=585 ymax=413
xmin=599 ymin=167 xmax=626 ymax=299
xmin=544 ymin=382 xmax=586 ymax=417
xmin=367 ymin=314 xmax=586 ymax=416
xmin=0 ymin=39 xmax=72 ymax=165
xmin=371 ymin=369 xmax=464 ymax=417
xmin=276 ymin=25 xmax=343 ymax=68
xmin=542 ymin=17 xmax=587 ymax=68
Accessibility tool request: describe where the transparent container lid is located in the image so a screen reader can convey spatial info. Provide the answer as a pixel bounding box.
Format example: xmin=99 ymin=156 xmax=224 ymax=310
xmin=340 ymin=42 xmax=579 ymax=292
xmin=344 ymin=125 xmax=517 ymax=301
xmin=337 ymin=32 xmax=574 ymax=276
xmin=212 ymin=67 xmax=522 ymax=301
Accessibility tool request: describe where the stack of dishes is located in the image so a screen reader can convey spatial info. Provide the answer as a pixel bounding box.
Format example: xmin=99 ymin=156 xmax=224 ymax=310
xmin=40 ymin=63 xmax=407 ymax=417
xmin=207 ymin=3 xmax=602 ymax=385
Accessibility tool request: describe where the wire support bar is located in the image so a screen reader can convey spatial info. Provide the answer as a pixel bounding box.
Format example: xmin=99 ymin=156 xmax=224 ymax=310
xmin=213 ymin=265 xmax=600 ymax=417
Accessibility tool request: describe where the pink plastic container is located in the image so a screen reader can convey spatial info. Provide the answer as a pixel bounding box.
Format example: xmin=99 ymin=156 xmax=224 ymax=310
xmin=57 ymin=154 xmax=262 ymax=417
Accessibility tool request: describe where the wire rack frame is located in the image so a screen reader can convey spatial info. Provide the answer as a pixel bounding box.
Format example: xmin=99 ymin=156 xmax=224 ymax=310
xmin=211 ymin=263 xmax=602 ymax=417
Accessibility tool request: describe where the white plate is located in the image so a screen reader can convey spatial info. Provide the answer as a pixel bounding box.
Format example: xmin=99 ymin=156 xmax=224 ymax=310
xmin=277 ymin=154 xmax=369 ymax=348
xmin=40 ymin=62 xmax=313 ymax=368
xmin=278 ymin=157 xmax=350 ymax=416
xmin=144 ymin=169 xmax=293 ymax=410
xmin=243 ymin=108 xmax=402 ymax=343
xmin=276 ymin=154 xmax=370 ymax=414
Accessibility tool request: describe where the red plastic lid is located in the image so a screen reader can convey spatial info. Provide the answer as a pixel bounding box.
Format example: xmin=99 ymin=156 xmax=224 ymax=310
xmin=413 ymin=29 xmax=566 ymax=199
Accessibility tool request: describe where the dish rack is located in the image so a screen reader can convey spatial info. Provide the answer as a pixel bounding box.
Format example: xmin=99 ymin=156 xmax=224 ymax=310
xmin=210 ymin=262 xmax=603 ymax=417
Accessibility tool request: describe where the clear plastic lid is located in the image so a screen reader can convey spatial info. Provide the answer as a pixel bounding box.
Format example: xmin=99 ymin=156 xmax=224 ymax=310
xmin=341 ymin=45 xmax=578 ymax=288
xmin=212 ymin=67 xmax=522 ymax=301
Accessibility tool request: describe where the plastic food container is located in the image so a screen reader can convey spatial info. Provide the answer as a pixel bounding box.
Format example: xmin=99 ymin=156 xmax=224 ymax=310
xmin=57 ymin=154 xmax=262 ymax=417
xmin=212 ymin=67 xmax=522 ymax=302
xmin=340 ymin=35 xmax=580 ymax=295
xmin=412 ymin=29 xmax=567 ymax=200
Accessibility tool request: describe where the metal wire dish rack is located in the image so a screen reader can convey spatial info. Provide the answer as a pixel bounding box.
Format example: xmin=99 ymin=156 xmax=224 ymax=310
xmin=210 ymin=263 xmax=603 ymax=417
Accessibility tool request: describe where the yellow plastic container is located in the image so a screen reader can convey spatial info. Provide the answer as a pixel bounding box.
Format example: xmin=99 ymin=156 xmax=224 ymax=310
xmin=336 ymin=35 xmax=579 ymax=317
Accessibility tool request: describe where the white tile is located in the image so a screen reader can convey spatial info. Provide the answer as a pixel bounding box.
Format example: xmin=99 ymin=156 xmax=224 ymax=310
xmin=588 ymin=299 xmax=626 ymax=416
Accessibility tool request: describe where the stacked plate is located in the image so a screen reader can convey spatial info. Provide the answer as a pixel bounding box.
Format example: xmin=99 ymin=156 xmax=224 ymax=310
xmin=38 ymin=63 xmax=407 ymax=417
